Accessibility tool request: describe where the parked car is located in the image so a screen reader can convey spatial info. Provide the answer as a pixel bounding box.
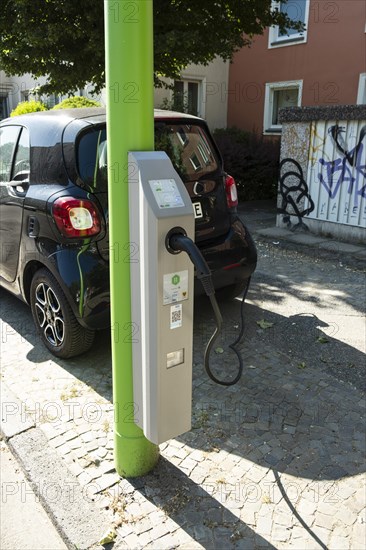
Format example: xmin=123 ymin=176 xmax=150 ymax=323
xmin=0 ymin=108 xmax=257 ymax=358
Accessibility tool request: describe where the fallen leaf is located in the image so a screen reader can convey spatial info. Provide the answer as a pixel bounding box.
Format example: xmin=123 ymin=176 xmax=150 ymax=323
xmin=99 ymin=528 xmax=117 ymax=546
xmin=256 ymin=320 xmax=274 ymax=329
xmin=317 ymin=336 xmax=329 ymax=344
xmin=297 ymin=362 xmax=306 ymax=369
xmin=215 ymin=347 xmax=224 ymax=354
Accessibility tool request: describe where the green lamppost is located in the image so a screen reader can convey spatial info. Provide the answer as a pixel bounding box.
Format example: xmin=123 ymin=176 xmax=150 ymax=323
xmin=104 ymin=0 xmax=159 ymax=477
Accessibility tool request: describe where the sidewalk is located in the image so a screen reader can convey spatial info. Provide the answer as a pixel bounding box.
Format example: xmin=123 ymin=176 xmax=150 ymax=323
xmin=238 ymin=200 xmax=366 ymax=269
xmin=0 ymin=440 xmax=67 ymax=550
xmin=1 ymin=200 xmax=365 ymax=550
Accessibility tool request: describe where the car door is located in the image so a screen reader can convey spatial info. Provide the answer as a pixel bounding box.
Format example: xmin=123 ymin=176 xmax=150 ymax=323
xmin=0 ymin=125 xmax=30 ymax=282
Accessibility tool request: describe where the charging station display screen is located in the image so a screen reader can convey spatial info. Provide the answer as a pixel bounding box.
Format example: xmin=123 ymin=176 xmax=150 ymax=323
xmin=149 ymin=179 xmax=185 ymax=209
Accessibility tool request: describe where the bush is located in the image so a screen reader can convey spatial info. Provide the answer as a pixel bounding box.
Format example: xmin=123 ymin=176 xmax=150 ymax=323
xmin=213 ymin=127 xmax=280 ymax=201
xmin=53 ymin=96 xmax=100 ymax=110
xmin=11 ymin=100 xmax=47 ymax=117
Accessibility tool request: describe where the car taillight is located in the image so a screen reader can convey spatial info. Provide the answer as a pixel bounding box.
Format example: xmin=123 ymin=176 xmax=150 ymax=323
xmin=225 ymin=175 xmax=238 ymax=208
xmin=52 ymin=197 xmax=101 ymax=238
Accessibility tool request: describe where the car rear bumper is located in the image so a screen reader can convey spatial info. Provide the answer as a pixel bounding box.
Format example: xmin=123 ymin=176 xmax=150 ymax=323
xmin=195 ymin=216 xmax=257 ymax=294
xmin=49 ymin=216 xmax=256 ymax=329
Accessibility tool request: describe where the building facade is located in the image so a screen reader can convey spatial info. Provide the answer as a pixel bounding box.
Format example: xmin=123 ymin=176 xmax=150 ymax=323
xmin=227 ymin=0 xmax=366 ymax=136
xmin=1 ymin=57 xmax=229 ymax=131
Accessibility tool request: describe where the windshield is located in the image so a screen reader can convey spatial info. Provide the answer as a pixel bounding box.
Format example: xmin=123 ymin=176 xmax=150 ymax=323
xmin=77 ymin=121 xmax=219 ymax=190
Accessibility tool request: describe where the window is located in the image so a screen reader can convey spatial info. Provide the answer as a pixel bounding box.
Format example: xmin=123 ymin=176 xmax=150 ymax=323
xmin=0 ymin=96 xmax=10 ymax=121
xmin=189 ymin=152 xmax=202 ymax=172
xmin=357 ymin=73 xmax=366 ymax=104
xmin=269 ymin=0 xmax=309 ymax=48
xmin=13 ymin=128 xmax=30 ymax=181
xmin=173 ymin=79 xmax=203 ymax=117
xmin=43 ymin=94 xmax=61 ymax=109
xmin=154 ymin=122 xmax=218 ymax=180
xmin=264 ymin=80 xmax=303 ymax=134
xmin=77 ymin=127 xmax=108 ymax=191
xmin=0 ymin=126 xmax=20 ymax=181
xmin=21 ymin=90 xmax=30 ymax=102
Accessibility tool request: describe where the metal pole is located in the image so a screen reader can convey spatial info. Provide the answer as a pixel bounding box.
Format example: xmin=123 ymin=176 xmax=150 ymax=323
xmin=104 ymin=0 xmax=159 ymax=477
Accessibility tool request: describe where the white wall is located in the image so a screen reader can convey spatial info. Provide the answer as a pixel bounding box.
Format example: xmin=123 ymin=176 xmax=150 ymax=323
xmin=1 ymin=58 xmax=230 ymax=129
xmin=0 ymin=72 xmax=49 ymax=115
xmin=154 ymin=58 xmax=229 ymax=130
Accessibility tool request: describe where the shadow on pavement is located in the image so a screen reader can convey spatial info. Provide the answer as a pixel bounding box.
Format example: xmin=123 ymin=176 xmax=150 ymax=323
xmin=1 ymin=279 xmax=365 ymax=548
xmin=1 ymin=284 xmax=364 ymax=482
xmin=125 ymin=457 xmax=276 ymax=549
xmin=187 ymin=293 xmax=365 ymax=480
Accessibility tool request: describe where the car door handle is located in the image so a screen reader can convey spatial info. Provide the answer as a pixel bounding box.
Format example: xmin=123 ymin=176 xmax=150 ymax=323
xmin=9 ymin=181 xmax=29 ymax=196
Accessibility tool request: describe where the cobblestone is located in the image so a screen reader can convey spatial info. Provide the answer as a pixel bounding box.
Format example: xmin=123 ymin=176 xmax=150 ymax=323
xmin=2 ymin=231 xmax=366 ymax=549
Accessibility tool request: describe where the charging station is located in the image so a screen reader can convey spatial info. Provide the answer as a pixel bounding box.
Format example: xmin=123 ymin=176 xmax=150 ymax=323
xmin=129 ymin=151 xmax=195 ymax=445
xmin=105 ymin=0 xmax=248 ymax=476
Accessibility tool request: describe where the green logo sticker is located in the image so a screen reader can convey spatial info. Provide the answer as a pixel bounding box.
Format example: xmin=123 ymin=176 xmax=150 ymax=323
xmin=172 ymin=274 xmax=180 ymax=285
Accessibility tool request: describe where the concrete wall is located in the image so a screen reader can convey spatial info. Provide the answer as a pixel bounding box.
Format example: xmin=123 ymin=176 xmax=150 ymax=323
xmin=277 ymin=105 xmax=366 ymax=242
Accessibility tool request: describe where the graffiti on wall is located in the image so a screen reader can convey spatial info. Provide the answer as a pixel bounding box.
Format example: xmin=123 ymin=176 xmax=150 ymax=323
xmin=305 ymin=119 xmax=366 ymax=228
xmin=278 ymin=158 xmax=315 ymax=230
xmin=318 ymin=125 xmax=366 ymax=207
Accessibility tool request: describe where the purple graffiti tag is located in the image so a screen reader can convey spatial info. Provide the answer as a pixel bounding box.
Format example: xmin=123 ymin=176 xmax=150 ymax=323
xmin=318 ymin=126 xmax=366 ymax=207
xmin=318 ymin=157 xmax=355 ymax=198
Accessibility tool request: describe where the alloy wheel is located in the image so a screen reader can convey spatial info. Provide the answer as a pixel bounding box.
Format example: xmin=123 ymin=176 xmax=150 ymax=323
xmin=34 ymin=282 xmax=65 ymax=347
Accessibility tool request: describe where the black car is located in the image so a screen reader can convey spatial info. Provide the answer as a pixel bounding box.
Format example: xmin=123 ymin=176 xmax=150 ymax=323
xmin=0 ymin=108 xmax=257 ymax=358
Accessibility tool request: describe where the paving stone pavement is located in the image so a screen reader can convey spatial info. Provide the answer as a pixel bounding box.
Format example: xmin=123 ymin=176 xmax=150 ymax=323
xmin=1 ymin=235 xmax=365 ymax=549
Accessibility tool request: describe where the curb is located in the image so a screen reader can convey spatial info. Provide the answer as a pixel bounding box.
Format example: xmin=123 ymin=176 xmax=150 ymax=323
xmin=1 ymin=383 xmax=109 ymax=550
xmin=250 ymin=226 xmax=366 ymax=271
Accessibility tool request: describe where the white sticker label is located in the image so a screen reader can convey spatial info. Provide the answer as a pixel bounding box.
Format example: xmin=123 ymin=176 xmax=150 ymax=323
xmin=163 ymin=270 xmax=189 ymax=305
xmin=170 ymin=304 xmax=182 ymax=329
xmin=193 ymin=202 xmax=203 ymax=219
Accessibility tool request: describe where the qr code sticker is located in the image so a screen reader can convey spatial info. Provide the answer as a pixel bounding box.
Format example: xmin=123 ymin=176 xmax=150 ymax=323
xmin=170 ymin=304 xmax=182 ymax=329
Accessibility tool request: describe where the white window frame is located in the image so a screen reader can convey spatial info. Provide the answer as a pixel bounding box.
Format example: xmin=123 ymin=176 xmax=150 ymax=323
xmin=268 ymin=0 xmax=310 ymax=49
xmin=171 ymin=76 xmax=206 ymax=118
xmin=263 ymin=80 xmax=303 ymax=135
xmin=357 ymin=73 xmax=366 ymax=104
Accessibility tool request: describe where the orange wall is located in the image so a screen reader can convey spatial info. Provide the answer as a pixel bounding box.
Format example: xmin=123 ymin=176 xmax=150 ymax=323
xmin=227 ymin=0 xmax=366 ymax=133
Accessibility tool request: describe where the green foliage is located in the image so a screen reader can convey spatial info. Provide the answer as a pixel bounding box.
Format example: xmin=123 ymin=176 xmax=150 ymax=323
xmin=214 ymin=128 xmax=280 ymax=201
xmin=10 ymin=100 xmax=47 ymax=117
xmin=53 ymin=96 xmax=101 ymax=110
xmin=160 ymin=93 xmax=189 ymax=115
xmin=0 ymin=1 xmax=304 ymax=95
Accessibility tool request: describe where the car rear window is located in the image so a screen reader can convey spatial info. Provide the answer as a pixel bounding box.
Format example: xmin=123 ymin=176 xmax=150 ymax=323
xmin=77 ymin=126 xmax=107 ymax=191
xmin=154 ymin=122 xmax=219 ymax=181
xmin=77 ymin=121 xmax=219 ymax=191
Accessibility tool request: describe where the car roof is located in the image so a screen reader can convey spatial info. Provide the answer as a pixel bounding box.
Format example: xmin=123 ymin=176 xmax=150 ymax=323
xmin=1 ymin=107 xmax=202 ymax=127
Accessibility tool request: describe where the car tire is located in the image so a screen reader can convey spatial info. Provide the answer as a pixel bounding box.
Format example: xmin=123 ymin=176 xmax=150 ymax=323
xmin=216 ymin=278 xmax=251 ymax=302
xmin=30 ymin=268 xmax=95 ymax=358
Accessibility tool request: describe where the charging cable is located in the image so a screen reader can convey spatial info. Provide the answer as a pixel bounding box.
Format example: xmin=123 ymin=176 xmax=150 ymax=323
xmin=167 ymin=231 xmax=250 ymax=386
